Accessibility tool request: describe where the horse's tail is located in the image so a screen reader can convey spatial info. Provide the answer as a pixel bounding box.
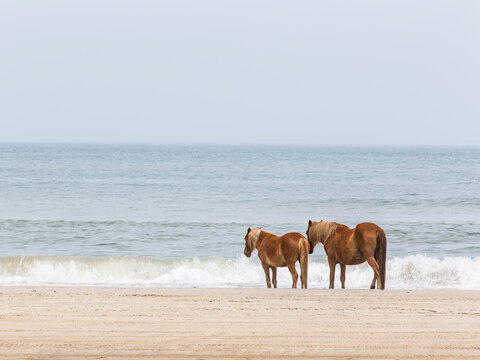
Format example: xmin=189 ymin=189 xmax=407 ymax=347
xmin=375 ymin=228 xmax=387 ymax=290
xmin=299 ymin=237 xmax=309 ymax=289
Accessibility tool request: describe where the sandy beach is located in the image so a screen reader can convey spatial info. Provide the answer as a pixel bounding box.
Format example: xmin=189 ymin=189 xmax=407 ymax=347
xmin=0 ymin=287 xmax=479 ymax=359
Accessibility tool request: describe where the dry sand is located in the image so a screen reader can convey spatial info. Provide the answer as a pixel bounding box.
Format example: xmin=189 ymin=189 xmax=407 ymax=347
xmin=0 ymin=287 xmax=479 ymax=359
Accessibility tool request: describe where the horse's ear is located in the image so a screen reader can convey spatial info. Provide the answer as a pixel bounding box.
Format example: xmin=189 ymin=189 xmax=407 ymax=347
xmin=247 ymin=228 xmax=251 ymax=233
xmin=308 ymin=220 xmax=312 ymax=228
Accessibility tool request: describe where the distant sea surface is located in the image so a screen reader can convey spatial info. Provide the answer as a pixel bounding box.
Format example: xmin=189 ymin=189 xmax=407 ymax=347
xmin=0 ymin=144 xmax=479 ymax=289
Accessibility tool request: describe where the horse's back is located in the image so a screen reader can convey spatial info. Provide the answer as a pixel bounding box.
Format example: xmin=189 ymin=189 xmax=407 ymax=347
xmin=356 ymin=222 xmax=382 ymax=231
xmin=281 ymin=232 xmax=306 ymax=242
xmin=281 ymin=232 xmax=308 ymax=248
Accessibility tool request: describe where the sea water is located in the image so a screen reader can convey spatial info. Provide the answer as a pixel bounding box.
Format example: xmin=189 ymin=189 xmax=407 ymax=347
xmin=0 ymin=143 xmax=479 ymax=288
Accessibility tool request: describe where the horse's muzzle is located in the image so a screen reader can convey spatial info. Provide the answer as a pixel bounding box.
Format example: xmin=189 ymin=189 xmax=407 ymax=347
xmin=244 ymin=250 xmax=251 ymax=258
xmin=308 ymin=243 xmax=314 ymax=254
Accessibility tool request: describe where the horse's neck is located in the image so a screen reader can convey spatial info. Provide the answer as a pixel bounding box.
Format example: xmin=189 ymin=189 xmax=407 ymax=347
xmin=323 ymin=224 xmax=347 ymax=246
xmin=321 ymin=223 xmax=343 ymax=246
xmin=256 ymin=230 xmax=274 ymax=249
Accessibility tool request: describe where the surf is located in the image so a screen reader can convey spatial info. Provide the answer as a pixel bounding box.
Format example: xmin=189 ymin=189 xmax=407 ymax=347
xmin=0 ymin=255 xmax=478 ymax=289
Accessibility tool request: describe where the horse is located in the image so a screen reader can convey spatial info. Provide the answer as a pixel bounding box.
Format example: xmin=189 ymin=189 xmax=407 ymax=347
xmin=306 ymin=220 xmax=387 ymax=290
xmin=244 ymin=228 xmax=309 ymax=289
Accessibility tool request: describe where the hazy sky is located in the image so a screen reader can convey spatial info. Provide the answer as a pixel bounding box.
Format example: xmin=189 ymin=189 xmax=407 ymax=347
xmin=1 ymin=1 xmax=479 ymax=145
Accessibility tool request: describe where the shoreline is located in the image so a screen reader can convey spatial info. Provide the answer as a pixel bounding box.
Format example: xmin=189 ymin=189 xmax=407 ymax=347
xmin=1 ymin=287 xmax=479 ymax=359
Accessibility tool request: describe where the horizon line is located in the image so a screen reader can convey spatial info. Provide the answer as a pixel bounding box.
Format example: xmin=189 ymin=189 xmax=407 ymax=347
xmin=0 ymin=141 xmax=479 ymax=149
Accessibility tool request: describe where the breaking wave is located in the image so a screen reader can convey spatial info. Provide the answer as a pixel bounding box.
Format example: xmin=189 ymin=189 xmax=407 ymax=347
xmin=0 ymin=255 xmax=479 ymax=289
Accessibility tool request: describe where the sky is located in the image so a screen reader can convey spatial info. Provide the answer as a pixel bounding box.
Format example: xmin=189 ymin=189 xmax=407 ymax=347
xmin=1 ymin=1 xmax=479 ymax=146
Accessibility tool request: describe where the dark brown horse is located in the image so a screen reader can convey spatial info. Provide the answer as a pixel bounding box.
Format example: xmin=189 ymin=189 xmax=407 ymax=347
xmin=306 ymin=220 xmax=387 ymax=290
xmin=244 ymin=228 xmax=309 ymax=288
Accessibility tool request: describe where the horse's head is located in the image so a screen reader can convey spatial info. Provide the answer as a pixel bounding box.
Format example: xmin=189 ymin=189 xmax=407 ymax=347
xmin=244 ymin=228 xmax=253 ymax=257
xmin=244 ymin=227 xmax=260 ymax=257
xmin=306 ymin=219 xmax=325 ymax=254
xmin=306 ymin=220 xmax=315 ymax=254
xmin=307 ymin=219 xmax=337 ymax=254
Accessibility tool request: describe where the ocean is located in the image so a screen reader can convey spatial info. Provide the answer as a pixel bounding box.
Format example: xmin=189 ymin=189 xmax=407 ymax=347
xmin=0 ymin=143 xmax=479 ymax=289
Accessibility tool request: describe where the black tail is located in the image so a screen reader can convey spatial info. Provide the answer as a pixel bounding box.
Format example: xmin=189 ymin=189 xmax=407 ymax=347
xmin=375 ymin=229 xmax=387 ymax=290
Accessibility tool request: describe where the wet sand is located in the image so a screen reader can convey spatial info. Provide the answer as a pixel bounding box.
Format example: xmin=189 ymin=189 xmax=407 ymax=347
xmin=0 ymin=287 xmax=479 ymax=359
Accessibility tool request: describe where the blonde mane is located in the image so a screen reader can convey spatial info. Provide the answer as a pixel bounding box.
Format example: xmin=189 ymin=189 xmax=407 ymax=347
xmin=308 ymin=221 xmax=338 ymax=247
xmin=246 ymin=227 xmax=262 ymax=251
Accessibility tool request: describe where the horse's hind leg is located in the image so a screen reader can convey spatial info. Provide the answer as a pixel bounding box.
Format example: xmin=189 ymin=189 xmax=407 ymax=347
xmin=271 ymin=267 xmax=277 ymax=288
xmin=366 ymin=257 xmax=382 ymax=290
xmin=287 ymin=264 xmax=298 ymax=288
xmin=300 ymin=263 xmax=307 ymax=289
xmin=370 ymin=274 xmax=377 ymax=289
xmin=262 ymin=262 xmax=271 ymax=288
xmin=340 ymin=264 xmax=346 ymax=289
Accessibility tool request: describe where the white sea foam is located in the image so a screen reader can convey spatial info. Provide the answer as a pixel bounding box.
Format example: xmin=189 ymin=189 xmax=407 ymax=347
xmin=0 ymin=255 xmax=479 ymax=289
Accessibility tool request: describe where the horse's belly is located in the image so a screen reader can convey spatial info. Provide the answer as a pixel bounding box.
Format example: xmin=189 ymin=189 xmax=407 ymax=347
xmin=265 ymin=254 xmax=287 ymax=267
xmin=349 ymin=256 xmax=365 ymax=265
xmin=338 ymin=248 xmax=365 ymax=265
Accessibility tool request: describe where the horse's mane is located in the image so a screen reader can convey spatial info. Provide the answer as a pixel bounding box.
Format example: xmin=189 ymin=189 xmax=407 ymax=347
xmin=246 ymin=228 xmax=262 ymax=250
xmin=309 ymin=221 xmax=338 ymax=247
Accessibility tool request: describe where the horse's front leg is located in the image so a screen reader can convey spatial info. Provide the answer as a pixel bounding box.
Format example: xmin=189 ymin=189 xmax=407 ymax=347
xmin=271 ymin=267 xmax=277 ymax=288
xmin=328 ymin=257 xmax=336 ymax=289
xmin=340 ymin=264 xmax=346 ymax=289
xmin=262 ymin=262 xmax=271 ymax=288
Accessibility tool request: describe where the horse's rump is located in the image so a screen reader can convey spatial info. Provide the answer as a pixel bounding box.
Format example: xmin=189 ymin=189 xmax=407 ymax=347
xmin=267 ymin=232 xmax=307 ymax=267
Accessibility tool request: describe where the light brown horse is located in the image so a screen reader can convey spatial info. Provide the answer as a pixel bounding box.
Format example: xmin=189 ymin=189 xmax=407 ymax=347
xmin=244 ymin=228 xmax=309 ymax=288
xmin=306 ymin=220 xmax=387 ymax=290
